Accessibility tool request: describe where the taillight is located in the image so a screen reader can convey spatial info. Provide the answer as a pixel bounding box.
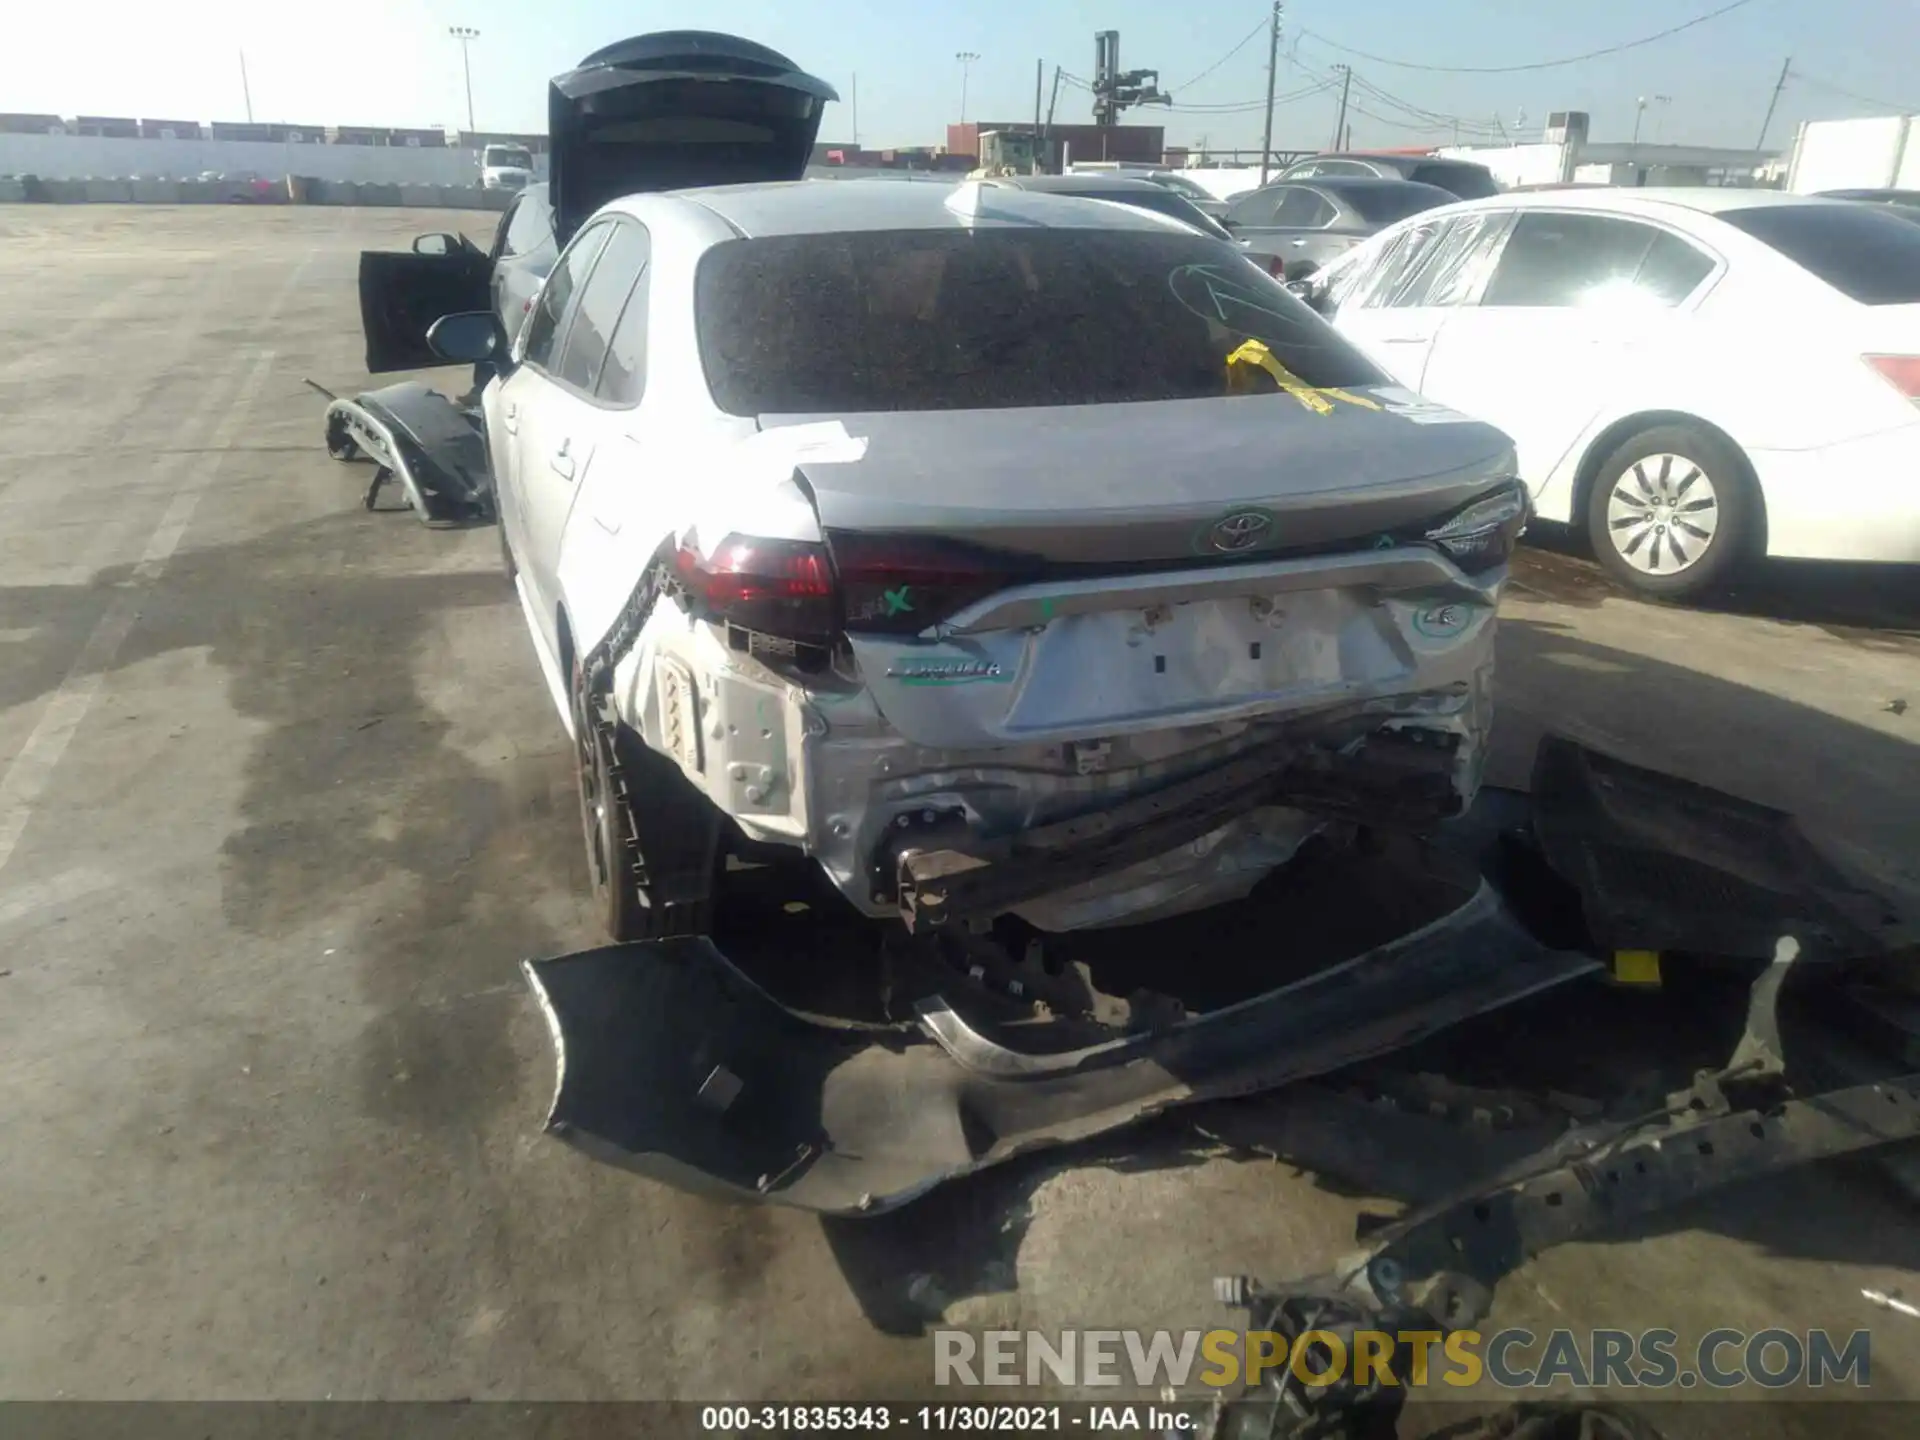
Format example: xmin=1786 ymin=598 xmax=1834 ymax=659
xmin=828 ymin=532 xmax=1029 ymax=636
xmin=1865 ymin=354 xmax=1920 ymax=402
xmin=673 ymin=535 xmax=838 ymax=645
xmin=1424 ymin=483 xmax=1530 ymax=573
xmin=1266 ymin=254 xmax=1287 ymax=278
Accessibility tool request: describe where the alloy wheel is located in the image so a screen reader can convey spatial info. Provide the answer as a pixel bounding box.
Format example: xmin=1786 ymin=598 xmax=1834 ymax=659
xmin=1604 ymin=453 xmax=1720 ymax=575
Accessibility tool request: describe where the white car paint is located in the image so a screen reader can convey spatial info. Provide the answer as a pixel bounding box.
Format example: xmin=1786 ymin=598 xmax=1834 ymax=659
xmin=1312 ymin=187 xmax=1920 ymax=566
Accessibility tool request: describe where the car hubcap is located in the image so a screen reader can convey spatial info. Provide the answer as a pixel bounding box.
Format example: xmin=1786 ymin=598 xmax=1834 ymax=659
xmin=1606 ymin=454 xmax=1720 ymax=575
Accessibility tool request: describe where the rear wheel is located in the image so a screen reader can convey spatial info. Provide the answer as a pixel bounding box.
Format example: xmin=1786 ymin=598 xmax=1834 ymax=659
xmin=571 ymin=661 xmax=716 ymax=942
xmin=1584 ymin=423 xmax=1756 ymax=600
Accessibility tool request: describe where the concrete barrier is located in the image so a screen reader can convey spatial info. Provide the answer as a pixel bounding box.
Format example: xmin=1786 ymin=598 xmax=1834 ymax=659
xmin=362 ymin=183 xmax=404 ymax=207
xmin=83 ymin=179 xmax=135 ymax=202
xmin=0 ymin=177 xmax=25 ymax=202
xmin=174 ymin=180 xmax=221 ymax=203
xmin=398 ymin=183 xmax=439 ymax=207
xmin=41 ymin=178 xmax=90 ymax=202
xmin=130 ymin=179 xmax=180 ymax=203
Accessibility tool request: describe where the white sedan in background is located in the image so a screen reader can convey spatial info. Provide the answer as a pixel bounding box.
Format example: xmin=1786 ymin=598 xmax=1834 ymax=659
xmin=1298 ymin=188 xmax=1920 ymax=597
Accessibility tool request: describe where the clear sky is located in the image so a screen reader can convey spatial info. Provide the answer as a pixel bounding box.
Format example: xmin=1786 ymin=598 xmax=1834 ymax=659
xmin=5 ymin=1 xmax=1916 ymax=155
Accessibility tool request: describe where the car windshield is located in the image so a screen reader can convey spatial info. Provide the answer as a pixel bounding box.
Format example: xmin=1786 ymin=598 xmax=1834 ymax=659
xmin=1718 ymin=202 xmax=1920 ymax=305
xmin=695 ymin=227 xmax=1386 ymax=414
xmin=1341 ymin=183 xmax=1454 ymax=225
xmin=1052 ymin=187 xmax=1234 ymax=241
xmin=485 ymin=147 xmax=533 ymax=168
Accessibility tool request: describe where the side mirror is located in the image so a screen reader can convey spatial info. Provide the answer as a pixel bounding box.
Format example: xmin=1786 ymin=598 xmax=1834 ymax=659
xmin=425 ymin=311 xmax=504 ymax=364
xmin=1284 ymin=278 xmax=1329 ymax=314
xmin=1221 ymin=217 xmax=1240 ymax=232
xmin=413 ymin=233 xmax=461 ymax=257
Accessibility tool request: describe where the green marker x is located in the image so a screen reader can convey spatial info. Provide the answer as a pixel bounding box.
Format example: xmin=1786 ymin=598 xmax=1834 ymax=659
xmin=883 ymin=586 xmax=915 ymax=617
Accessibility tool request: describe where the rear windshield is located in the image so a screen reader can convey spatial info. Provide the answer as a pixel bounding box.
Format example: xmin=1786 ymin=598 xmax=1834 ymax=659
xmin=1719 ymin=202 xmax=1920 ymax=305
xmin=694 ymin=228 xmax=1386 ymax=414
xmin=1343 ymin=183 xmax=1453 ymax=225
xmin=1409 ymin=163 xmax=1500 ymax=200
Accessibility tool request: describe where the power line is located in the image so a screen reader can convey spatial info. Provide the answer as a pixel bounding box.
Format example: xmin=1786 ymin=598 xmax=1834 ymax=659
xmin=1170 ymin=15 xmax=1271 ymax=95
xmin=1164 ymin=81 xmax=1334 ymax=114
xmin=1299 ymin=0 xmax=1761 ymax=76
xmin=1790 ymin=69 xmax=1917 ymax=113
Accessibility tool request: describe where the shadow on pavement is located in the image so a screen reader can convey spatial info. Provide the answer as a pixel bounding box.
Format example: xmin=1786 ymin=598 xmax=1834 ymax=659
xmin=1515 ymin=528 xmax=1920 ymax=639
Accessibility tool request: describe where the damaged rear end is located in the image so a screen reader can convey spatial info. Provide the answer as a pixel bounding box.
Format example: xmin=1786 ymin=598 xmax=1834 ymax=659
xmin=634 ymin=216 xmax=1528 ymax=931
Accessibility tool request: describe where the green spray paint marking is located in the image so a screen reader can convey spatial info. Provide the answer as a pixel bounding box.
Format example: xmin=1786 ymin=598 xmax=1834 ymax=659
xmin=883 ymin=586 xmax=915 ymax=617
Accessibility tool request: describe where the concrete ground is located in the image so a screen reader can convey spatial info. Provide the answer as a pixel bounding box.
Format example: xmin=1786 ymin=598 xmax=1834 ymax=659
xmin=2 ymin=206 xmax=1918 ymax=1429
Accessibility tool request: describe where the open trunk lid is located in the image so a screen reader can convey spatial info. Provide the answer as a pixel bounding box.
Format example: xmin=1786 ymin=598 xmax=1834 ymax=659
xmin=549 ymin=31 xmax=839 ymax=243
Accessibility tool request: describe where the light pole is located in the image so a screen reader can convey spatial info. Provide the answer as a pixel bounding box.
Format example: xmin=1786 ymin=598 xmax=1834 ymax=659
xmin=449 ymin=26 xmax=480 ymax=135
xmin=956 ymin=51 xmax=980 ymax=126
xmin=1632 ymin=95 xmax=1648 ymax=146
xmin=1651 ymin=94 xmax=1673 ymax=142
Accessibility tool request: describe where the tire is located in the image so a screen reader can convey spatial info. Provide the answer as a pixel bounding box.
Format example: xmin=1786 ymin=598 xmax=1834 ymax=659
xmin=1583 ymin=423 xmax=1757 ymax=600
xmin=497 ymin=517 xmax=517 ymax=582
xmin=570 ymin=661 xmax=715 ymax=942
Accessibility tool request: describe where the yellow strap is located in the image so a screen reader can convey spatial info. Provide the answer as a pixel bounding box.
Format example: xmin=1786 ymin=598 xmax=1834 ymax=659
xmin=1610 ymin=950 xmax=1663 ymax=987
xmin=1225 ymin=339 xmax=1382 ymax=415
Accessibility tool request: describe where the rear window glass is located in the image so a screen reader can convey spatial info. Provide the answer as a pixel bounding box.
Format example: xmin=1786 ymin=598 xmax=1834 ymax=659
xmin=1409 ymin=164 xmax=1500 ymax=200
xmin=1719 ymin=203 xmax=1920 ymax=305
xmin=1343 ymin=184 xmax=1452 ymax=226
xmin=694 ymin=228 xmax=1386 ymax=414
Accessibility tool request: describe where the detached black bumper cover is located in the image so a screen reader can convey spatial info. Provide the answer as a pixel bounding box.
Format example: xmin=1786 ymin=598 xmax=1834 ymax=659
xmin=522 ymin=880 xmax=1597 ymax=1216
xmin=323 ymin=381 xmax=491 ymax=526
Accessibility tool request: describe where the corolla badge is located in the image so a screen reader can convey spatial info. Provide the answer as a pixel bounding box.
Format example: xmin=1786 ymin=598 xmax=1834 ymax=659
xmin=1207 ymin=509 xmax=1274 ymax=554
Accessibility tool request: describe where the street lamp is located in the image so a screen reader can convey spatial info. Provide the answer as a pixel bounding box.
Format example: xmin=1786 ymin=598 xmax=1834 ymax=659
xmin=449 ymin=26 xmax=481 ymax=135
xmin=1632 ymin=94 xmax=1648 ymax=146
xmin=956 ymin=51 xmax=980 ymax=125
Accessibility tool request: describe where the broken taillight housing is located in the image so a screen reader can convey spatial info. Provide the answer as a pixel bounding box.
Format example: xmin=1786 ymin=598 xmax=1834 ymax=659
xmin=673 ymin=535 xmax=838 ymax=645
xmin=1424 ymin=483 xmax=1531 ymax=574
xmin=1865 ymin=354 xmax=1920 ymax=403
xmin=828 ymin=532 xmax=1032 ymax=636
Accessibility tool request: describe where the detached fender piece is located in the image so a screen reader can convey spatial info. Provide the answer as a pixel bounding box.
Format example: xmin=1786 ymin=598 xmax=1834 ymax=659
xmin=324 ymin=382 xmax=492 ymax=528
xmin=522 ymin=880 xmax=1598 ymax=1216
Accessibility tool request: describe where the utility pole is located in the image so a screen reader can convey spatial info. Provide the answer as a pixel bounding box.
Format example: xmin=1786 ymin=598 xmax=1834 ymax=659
xmin=1331 ymin=64 xmax=1352 ymax=152
xmin=851 ymin=73 xmax=859 ymax=146
xmin=1034 ymin=59 xmax=1043 ymax=142
xmin=1259 ymin=2 xmax=1282 ymax=185
xmin=238 ymin=50 xmax=254 ymax=123
xmin=1044 ymin=64 xmax=1063 ymax=171
xmin=956 ymin=52 xmax=980 ymax=126
xmin=1756 ymin=56 xmax=1792 ymax=150
xmin=449 ymin=26 xmax=480 ymax=134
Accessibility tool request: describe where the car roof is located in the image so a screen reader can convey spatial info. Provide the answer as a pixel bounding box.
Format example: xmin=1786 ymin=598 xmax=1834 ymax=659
xmin=1419 ymin=186 xmax=1853 ymax=220
xmin=990 ymin=174 xmax=1176 ymax=195
xmin=1248 ymin=175 xmax=1458 ymax=199
xmin=635 ymin=177 xmax=1190 ymax=237
xmin=1301 ymin=152 xmax=1491 ymax=172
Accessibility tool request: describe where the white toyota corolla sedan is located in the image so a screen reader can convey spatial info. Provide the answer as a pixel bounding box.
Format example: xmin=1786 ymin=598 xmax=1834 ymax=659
xmin=1295 ymin=188 xmax=1920 ymax=598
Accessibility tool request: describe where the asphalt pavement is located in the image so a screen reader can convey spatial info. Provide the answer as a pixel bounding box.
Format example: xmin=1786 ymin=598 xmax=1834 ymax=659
xmin=1 ymin=206 xmax=1918 ymax=1431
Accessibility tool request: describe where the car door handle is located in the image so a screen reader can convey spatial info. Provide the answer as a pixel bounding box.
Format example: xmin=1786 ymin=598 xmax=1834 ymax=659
xmin=1289 ymin=238 xmax=1309 ymax=247
xmin=550 ymin=440 xmax=575 ymax=481
xmin=502 ymin=402 xmax=519 ymax=435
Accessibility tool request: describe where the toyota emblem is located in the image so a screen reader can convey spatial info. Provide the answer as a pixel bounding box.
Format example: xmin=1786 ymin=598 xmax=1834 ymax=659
xmin=1209 ymin=510 xmax=1273 ymax=553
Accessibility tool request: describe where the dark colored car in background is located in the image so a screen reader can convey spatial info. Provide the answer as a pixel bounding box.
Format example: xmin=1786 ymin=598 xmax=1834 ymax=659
xmin=1279 ymin=151 xmax=1502 ymax=201
xmin=1224 ymin=176 xmax=1456 ymax=279
xmin=984 ymin=173 xmax=1237 ymax=242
